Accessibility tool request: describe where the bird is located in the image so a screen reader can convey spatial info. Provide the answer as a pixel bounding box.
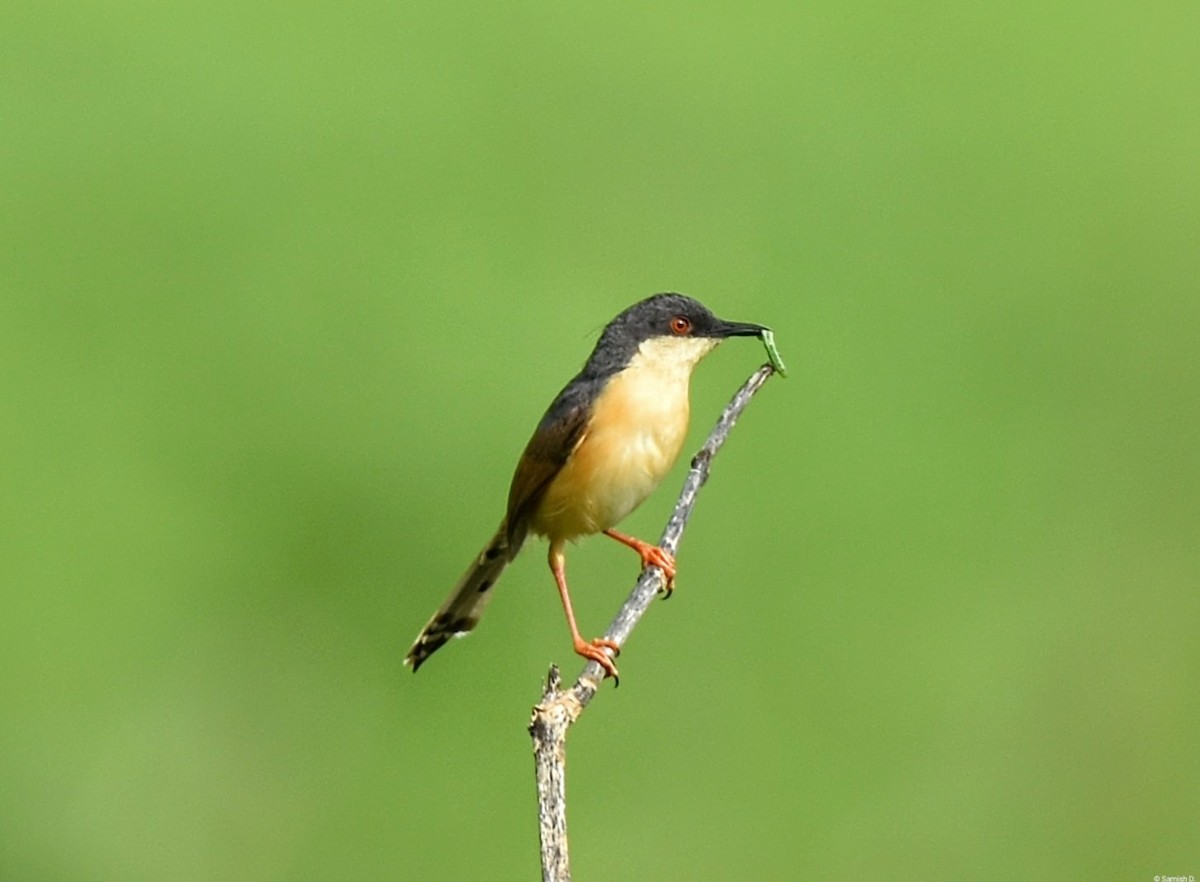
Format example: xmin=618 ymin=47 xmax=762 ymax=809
xmin=404 ymin=293 xmax=770 ymax=682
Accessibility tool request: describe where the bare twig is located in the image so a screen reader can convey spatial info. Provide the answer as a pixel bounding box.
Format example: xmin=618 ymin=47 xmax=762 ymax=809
xmin=529 ymin=363 xmax=777 ymax=882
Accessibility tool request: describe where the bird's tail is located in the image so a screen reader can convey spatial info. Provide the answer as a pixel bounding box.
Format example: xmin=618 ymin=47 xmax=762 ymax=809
xmin=404 ymin=524 xmax=516 ymax=672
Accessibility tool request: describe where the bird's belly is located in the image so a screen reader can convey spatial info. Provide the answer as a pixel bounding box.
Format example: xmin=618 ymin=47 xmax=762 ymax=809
xmin=531 ymin=371 xmax=690 ymax=541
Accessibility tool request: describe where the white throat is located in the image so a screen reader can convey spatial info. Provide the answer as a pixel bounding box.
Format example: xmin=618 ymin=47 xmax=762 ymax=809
xmin=625 ymin=335 xmax=721 ymax=382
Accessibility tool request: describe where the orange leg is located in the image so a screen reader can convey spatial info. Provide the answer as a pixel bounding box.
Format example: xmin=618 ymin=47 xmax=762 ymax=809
xmin=548 ymin=541 xmax=620 ymax=682
xmin=604 ymin=529 xmax=677 ymax=596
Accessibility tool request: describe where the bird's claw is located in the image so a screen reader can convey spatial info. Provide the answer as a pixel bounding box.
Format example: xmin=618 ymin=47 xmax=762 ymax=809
xmin=639 ymin=545 xmax=677 ymax=597
xmin=575 ymin=637 xmax=621 ymax=685
xmin=604 ymin=530 xmax=678 ymax=593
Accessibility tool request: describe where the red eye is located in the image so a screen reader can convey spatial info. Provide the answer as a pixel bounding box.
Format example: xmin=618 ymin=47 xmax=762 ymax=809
xmin=670 ymin=316 xmax=692 ymax=335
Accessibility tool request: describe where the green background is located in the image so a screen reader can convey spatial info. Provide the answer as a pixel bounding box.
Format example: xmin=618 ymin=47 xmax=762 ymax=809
xmin=3 ymin=2 xmax=1197 ymax=879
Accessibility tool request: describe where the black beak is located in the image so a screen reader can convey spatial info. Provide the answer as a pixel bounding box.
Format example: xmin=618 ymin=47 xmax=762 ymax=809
xmin=714 ymin=319 xmax=769 ymax=339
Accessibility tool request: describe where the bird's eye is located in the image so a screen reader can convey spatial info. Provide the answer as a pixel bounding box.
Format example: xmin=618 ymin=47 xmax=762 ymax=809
xmin=669 ymin=316 xmax=692 ymax=335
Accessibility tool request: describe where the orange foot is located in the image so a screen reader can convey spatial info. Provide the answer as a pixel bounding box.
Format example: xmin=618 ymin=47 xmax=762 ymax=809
xmin=574 ymin=636 xmax=621 ymax=684
xmin=604 ymin=529 xmax=678 ymax=597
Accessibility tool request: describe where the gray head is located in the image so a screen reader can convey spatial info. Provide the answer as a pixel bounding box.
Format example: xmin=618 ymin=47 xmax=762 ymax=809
xmin=581 ymin=293 xmax=768 ymax=379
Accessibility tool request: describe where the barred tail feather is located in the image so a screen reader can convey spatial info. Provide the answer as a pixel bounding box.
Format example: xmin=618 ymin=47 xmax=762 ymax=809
xmin=405 ymin=526 xmax=516 ymax=672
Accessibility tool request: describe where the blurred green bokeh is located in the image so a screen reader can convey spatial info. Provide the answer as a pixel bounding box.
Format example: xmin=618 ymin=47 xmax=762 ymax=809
xmin=2 ymin=2 xmax=1197 ymax=880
